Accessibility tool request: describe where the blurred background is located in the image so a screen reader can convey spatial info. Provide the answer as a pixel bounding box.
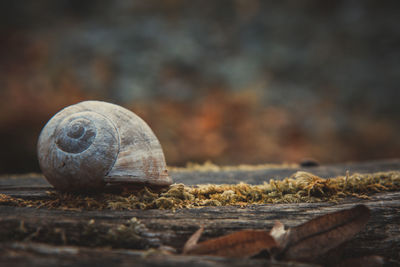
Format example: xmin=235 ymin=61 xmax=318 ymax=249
xmin=0 ymin=0 xmax=399 ymax=174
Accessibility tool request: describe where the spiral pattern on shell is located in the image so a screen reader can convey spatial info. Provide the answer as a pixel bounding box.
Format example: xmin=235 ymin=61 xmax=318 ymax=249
xmin=38 ymin=109 xmax=120 ymax=191
xmin=55 ymin=117 xmax=97 ymax=153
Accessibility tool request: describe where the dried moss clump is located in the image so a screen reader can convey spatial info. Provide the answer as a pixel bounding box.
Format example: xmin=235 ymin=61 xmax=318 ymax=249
xmin=0 ymin=171 xmax=399 ymax=211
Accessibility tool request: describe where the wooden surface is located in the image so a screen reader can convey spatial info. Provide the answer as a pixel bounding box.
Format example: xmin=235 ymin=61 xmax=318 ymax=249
xmin=0 ymin=159 xmax=399 ymax=266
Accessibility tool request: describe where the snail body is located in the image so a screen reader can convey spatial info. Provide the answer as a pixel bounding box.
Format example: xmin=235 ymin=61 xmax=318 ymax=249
xmin=37 ymin=100 xmax=172 ymax=191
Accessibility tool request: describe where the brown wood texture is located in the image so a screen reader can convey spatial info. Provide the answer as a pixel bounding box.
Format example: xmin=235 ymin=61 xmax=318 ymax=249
xmin=0 ymin=159 xmax=399 ymax=266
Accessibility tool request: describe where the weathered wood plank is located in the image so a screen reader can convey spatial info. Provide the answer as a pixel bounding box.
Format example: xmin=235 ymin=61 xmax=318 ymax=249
xmin=172 ymin=158 xmax=400 ymax=185
xmin=0 ymin=159 xmax=399 ymax=266
xmin=0 ymin=242 xmax=317 ymax=267
xmin=0 ymin=192 xmax=399 ymax=266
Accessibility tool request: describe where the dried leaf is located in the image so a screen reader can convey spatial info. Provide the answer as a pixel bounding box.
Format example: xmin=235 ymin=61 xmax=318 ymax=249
xmin=183 ymin=228 xmax=277 ymax=258
xmin=277 ymin=204 xmax=370 ymax=261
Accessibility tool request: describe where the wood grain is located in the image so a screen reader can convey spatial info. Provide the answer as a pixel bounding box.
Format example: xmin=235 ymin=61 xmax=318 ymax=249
xmin=0 ymin=159 xmax=399 ymax=266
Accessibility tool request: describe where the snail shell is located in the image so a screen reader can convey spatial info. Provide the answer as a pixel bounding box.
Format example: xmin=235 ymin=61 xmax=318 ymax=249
xmin=37 ymin=100 xmax=172 ymax=191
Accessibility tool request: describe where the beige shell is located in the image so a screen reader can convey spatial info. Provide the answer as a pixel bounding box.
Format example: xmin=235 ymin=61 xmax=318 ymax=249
xmin=37 ymin=100 xmax=172 ymax=191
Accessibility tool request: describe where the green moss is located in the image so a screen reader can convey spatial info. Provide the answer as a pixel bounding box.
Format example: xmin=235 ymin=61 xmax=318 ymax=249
xmin=1 ymin=171 xmax=399 ymax=211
